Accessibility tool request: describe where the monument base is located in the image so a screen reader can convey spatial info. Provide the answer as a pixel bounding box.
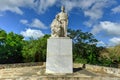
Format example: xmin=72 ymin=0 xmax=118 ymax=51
xmin=46 ymin=38 xmax=73 ymax=73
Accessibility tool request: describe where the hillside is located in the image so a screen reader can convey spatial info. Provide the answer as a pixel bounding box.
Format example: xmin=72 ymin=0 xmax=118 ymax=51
xmin=100 ymin=45 xmax=120 ymax=63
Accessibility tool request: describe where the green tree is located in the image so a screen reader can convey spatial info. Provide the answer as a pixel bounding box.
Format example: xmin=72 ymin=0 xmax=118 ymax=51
xmin=68 ymin=29 xmax=100 ymax=64
xmin=0 ymin=31 xmax=24 ymax=64
xmin=22 ymin=34 xmax=50 ymax=62
xmin=6 ymin=32 xmax=24 ymax=63
xmin=0 ymin=29 xmax=7 ymax=63
xmin=0 ymin=29 xmax=7 ymax=44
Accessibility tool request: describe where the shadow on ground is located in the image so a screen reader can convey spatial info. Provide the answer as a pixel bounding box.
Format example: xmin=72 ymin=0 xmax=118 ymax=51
xmin=73 ymin=67 xmax=82 ymax=72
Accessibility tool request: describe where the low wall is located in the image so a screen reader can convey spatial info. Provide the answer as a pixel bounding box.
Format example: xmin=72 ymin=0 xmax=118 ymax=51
xmin=86 ymin=64 xmax=120 ymax=77
xmin=74 ymin=63 xmax=120 ymax=77
xmin=0 ymin=62 xmax=43 ymax=69
xmin=1 ymin=62 xmax=120 ymax=77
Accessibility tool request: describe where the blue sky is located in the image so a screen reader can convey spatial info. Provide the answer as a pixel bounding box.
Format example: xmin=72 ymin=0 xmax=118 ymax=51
xmin=0 ymin=0 xmax=120 ymax=47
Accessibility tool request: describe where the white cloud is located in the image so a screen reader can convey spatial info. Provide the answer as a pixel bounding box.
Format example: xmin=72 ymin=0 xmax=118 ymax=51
xmin=112 ymin=5 xmax=120 ymax=14
xmin=31 ymin=18 xmax=47 ymax=29
xmin=20 ymin=18 xmax=47 ymax=29
xmin=61 ymin=0 xmax=96 ymax=12
xmin=0 ymin=0 xmax=116 ymax=26
xmin=109 ymin=37 xmax=120 ymax=46
xmin=34 ymin=0 xmax=57 ymax=13
xmin=88 ymin=40 xmax=106 ymax=47
xmin=0 ymin=0 xmax=34 ymax=15
xmin=20 ymin=19 xmax=28 ymax=24
xmin=83 ymin=0 xmax=116 ymax=27
xmin=91 ymin=21 xmax=120 ymax=36
xmin=0 ymin=0 xmax=117 ymax=27
xmin=20 ymin=28 xmax=44 ymax=39
xmin=0 ymin=0 xmax=57 ymax=15
xmin=84 ymin=1 xmax=103 ymax=19
xmin=60 ymin=0 xmax=76 ymax=12
xmin=97 ymin=41 xmax=106 ymax=47
xmin=61 ymin=0 xmax=116 ymax=27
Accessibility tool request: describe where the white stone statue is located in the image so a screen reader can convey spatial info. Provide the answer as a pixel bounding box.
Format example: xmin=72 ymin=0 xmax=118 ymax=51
xmin=51 ymin=15 xmax=62 ymax=37
xmin=51 ymin=6 xmax=68 ymax=38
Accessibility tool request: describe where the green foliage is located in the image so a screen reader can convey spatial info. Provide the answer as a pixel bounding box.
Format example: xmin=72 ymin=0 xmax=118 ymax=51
xmin=68 ymin=29 xmax=100 ymax=64
xmin=0 ymin=29 xmax=7 ymax=44
xmin=99 ymin=57 xmax=113 ymax=67
xmin=0 ymin=30 xmax=24 ymax=63
xmin=22 ymin=34 xmax=50 ymax=62
xmin=0 ymin=29 xmax=50 ymax=64
xmin=1 ymin=28 xmax=118 ymax=68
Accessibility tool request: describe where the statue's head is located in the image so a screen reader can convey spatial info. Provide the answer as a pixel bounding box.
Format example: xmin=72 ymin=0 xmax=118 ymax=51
xmin=61 ymin=6 xmax=65 ymax=12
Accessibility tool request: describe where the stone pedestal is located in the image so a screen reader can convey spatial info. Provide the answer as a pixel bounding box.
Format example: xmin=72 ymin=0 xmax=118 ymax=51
xmin=46 ymin=38 xmax=73 ymax=73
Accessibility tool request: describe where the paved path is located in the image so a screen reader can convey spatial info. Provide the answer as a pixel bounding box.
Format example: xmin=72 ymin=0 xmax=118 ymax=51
xmin=0 ymin=66 xmax=120 ymax=80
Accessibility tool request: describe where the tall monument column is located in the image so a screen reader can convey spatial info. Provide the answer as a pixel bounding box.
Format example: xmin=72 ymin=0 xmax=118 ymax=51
xmin=46 ymin=6 xmax=73 ymax=73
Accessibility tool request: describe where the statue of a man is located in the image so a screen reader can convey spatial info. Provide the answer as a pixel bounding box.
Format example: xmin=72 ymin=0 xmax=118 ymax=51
xmin=50 ymin=6 xmax=68 ymax=38
xmin=56 ymin=6 xmax=68 ymax=37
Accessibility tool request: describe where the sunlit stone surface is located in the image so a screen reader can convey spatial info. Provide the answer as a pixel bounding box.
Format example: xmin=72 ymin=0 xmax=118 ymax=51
xmin=46 ymin=38 xmax=73 ymax=73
